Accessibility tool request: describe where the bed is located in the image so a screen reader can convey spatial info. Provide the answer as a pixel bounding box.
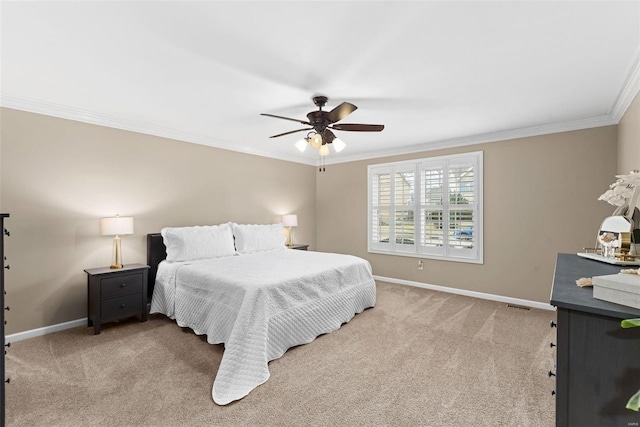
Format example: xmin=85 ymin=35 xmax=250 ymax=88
xmin=146 ymin=223 xmax=376 ymax=405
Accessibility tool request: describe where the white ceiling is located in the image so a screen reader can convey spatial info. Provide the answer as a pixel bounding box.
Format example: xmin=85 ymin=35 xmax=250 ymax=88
xmin=2 ymin=1 xmax=639 ymax=166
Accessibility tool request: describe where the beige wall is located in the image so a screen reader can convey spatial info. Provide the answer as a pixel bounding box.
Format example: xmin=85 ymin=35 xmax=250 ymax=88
xmin=0 ymin=100 xmax=632 ymax=333
xmin=316 ymin=127 xmax=618 ymax=303
xmin=0 ymin=108 xmax=317 ymax=334
xmin=618 ymin=92 xmax=640 ymax=174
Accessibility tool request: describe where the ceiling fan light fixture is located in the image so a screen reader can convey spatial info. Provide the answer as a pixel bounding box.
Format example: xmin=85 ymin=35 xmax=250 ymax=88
xmin=295 ymin=139 xmax=308 ymax=152
xmin=309 ymin=132 xmax=323 ymax=148
xmin=332 ymin=138 xmax=346 ymax=153
xmin=319 ymin=144 xmax=330 ymax=156
xmin=261 ymin=96 xmax=384 ymax=161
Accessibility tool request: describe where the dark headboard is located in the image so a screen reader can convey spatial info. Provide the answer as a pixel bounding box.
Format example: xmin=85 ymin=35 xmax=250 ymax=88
xmin=146 ymin=233 xmax=167 ymax=299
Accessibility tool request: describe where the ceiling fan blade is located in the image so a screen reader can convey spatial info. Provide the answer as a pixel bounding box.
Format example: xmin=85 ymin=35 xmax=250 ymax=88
xmin=269 ymin=128 xmax=313 ymax=138
xmin=326 ymin=102 xmax=357 ymax=124
xmin=261 ymin=113 xmax=312 ymax=126
xmin=330 ymin=123 xmax=385 ymax=132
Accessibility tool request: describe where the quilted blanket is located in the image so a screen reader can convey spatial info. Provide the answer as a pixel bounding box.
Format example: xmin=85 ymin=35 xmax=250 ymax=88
xmin=150 ymin=249 xmax=376 ymax=405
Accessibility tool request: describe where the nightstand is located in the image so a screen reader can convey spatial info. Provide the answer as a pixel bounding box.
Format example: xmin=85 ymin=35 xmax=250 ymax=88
xmin=288 ymin=244 xmax=309 ymax=251
xmin=85 ymin=263 xmax=149 ymax=335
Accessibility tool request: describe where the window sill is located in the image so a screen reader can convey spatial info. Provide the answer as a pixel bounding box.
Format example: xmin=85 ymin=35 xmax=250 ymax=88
xmin=367 ymin=249 xmax=483 ymax=264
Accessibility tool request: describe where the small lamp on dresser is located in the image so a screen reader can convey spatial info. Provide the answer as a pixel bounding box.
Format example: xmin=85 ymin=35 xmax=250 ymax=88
xmin=100 ymin=214 xmax=134 ymax=269
xmin=282 ymin=214 xmax=298 ymax=247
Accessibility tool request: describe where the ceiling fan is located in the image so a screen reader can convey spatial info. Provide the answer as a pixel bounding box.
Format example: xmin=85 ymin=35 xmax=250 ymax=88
xmin=260 ymin=95 xmax=384 ymax=158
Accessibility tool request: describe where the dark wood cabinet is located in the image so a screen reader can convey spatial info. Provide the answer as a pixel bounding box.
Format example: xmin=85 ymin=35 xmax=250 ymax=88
xmin=85 ymin=264 xmax=149 ymax=334
xmin=1 ymin=213 xmax=9 ymax=426
xmin=551 ymin=253 xmax=640 ymax=427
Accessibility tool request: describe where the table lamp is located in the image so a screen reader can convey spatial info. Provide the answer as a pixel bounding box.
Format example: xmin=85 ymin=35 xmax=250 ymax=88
xmin=100 ymin=214 xmax=134 ymax=269
xmin=282 ymin=214 xmax=298 ymax=247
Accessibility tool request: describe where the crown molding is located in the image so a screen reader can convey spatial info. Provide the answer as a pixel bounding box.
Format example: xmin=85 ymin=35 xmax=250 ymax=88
xmin=323 ymin=46 xmax=640 ymax=166
xmin=322 ymin=114 xmax=617 ymax=166
xmin=610 ymin=47 xmax=640 ymax=123
xmin=0 ymin=93 xmax=625 ymax=169
xmin=0 ymin=94 xmax=317 ymax=166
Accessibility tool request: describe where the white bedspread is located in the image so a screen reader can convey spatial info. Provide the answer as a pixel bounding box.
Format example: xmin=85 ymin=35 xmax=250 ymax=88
xmin=150 ymin=249 xmax=376 ymax=405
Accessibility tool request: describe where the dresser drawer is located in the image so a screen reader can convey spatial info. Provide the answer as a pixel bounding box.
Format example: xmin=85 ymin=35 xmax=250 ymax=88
xmin=101 ymin=294 xmax=142 ymax=320
xmin=100 ymin=273 xmax=143 ymax=299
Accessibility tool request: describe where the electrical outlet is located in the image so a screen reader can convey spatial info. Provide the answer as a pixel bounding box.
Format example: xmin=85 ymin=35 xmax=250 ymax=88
xmin=418 ymin=260 xmax=424 ymax=270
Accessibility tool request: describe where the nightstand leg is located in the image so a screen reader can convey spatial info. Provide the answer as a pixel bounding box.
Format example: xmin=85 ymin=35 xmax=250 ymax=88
xmin=93 ymin=323 xmax=100 ymax=335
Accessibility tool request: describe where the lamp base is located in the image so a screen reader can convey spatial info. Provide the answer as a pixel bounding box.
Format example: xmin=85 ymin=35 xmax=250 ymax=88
xmin=111 ymin=235 xmax=124 ymax=269
xmin=286 ymin=226 xmax=294 ymax=247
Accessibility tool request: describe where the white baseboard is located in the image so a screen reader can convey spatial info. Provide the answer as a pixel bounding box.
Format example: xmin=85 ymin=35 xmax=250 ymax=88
xmin=374 ymin=275 xmax=556 ymax=311
xmin=5 ymin=318 xmax=87 ymax=344
xmin=5 ymin=280 xmax=554 ymax=345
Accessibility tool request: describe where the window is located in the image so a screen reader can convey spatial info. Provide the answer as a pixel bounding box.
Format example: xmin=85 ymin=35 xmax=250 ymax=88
xmin=368 ymin=151 xmax=483 ymax=263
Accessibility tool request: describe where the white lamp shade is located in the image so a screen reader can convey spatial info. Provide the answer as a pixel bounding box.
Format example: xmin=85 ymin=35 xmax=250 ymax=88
xmin=309 ymin=133 xmax=323 ymax=149
xmin=282 ymin=214 xmax=298 ymax=227
xmin=101 ymin=216 xmax=134 ymax=236
xmin=295 ymin=139 xmax=308 ymax=152
xmin=332 ymin=138 xmax=346 ymax=153
xmin=319 ymin=145 xmax=330 ymax=156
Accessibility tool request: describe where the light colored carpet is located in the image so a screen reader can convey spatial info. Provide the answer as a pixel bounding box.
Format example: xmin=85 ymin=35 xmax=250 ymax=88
xmin=6 ymin=281 xmax=556 ymax=426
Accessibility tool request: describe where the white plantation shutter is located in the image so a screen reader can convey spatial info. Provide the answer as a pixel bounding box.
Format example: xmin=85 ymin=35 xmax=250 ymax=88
xmin=368 ymin=152 xmax=483 ymax=264
xmin=443 ymin=155 xmax=479 ymax=260
xmin=420 ymin=165 xmax=445 ymax=256
xmin=393 ymin=166 xmax=416 ymax=253
xmin=369 ymin=167 xmax=392 ymax=251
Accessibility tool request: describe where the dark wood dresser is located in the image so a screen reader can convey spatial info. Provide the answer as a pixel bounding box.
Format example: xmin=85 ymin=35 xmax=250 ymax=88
xmin=551 ymin=253 xmax=640 ymax=427
xmin=1 ymin=213 xmax=9 ymax=425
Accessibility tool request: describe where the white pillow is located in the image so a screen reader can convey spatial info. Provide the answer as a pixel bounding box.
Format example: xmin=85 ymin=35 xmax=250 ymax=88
xmin=161 ymin=223 xmax=236 ymax=262
xmin=232 ymin=223 xmax=286 ymax=254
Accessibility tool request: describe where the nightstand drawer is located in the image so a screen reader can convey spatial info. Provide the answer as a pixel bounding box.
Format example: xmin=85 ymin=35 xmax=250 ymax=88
xmin=100 ymin=273 xmax=143 ymax=299
xmin=101 ymin=294 xmax=142 ymax=320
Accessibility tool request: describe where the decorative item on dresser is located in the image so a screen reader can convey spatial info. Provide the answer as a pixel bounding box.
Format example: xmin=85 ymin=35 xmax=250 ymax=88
xmin=1 ymin=213 xmax=10 ymax=426
xmin=84 ymin=264 xmax=149 ymax=335
xmin=550 ymin=253 xmax=640 ymax=426
xmin=579 ymin=171 xmax=640 ymax=264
